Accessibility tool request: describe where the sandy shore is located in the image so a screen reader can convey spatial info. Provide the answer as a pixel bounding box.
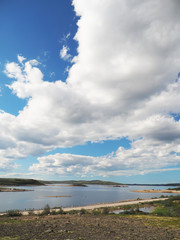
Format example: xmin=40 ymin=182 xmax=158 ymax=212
xmin=61 ymin=198 xmax=168 ymax=212
xmin=132 ymin=189 xmax=180 ymax=193
xmin=0 ymin=187 xmax=33 ymax=192
xmin=0 ymin=197 xmax=168 ymax=216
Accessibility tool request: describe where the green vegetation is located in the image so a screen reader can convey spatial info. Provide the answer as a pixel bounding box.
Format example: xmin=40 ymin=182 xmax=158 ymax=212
xmin=167 ymin=187 xmax=180 ymax=191
xmin=152 ymin=195 xmax=180 ymax=217
xmin=6 ymin=210 xmax=22 ymax=217
xmin=51 ymin=207 xmax=64 ymax=215
xmin=0 ymin=178 xmax=44 ymax=186
xmin=0 ymin=237 xmax=20 ymax=240
xmin=40 ymin=204 xmax=51 ymax=215
xmin=79 ymin=208 xmax=87 ymax=215
xmin=28 ymin=209 xmax=35 ymax=216
xmin=102 ymin=207 xmax=109 ymax=214
xmin=72 ymin=183 xmax=88 ymax=187
xmin=129 ymin=215 xmax=180 ymax=230
xmin=108 ymin=195 xmax=180 ymax=218
xmin=66 ymin=209 xmax=79 ymax=215
xmin=39 ymin=205 xmax=65 ymax=216
xmin=91 ymin=209 xmax=101 ymax=215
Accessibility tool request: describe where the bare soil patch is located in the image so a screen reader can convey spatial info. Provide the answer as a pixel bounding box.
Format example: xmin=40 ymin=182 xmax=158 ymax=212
xmin=0 ymin=214 xmax=179 ymax=240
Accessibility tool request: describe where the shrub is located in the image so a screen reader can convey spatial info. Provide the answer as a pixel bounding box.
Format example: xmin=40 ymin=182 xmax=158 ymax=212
xmin=102 ymin=207 xmax=109 ymax=214
xmin=80 ymin=208 xmax=87 ymax=215
xmin=50 ymin=210 xmax=57 ymax=215
xmin=28 ymin=209 xmax=35 ymax=216
xmin=153 ymin=207 xmax=169 ymax=216
xmin=92 ymin=209 xmax=101 ymax=215
xmin=67 ymin=210 xmax=79 ymax=214
xmin=56 ymin=207 xmax=64 ymax=215
xmin=6 ymin=209 xmax=22 ymax=217
xmin=41 ymin=204 xmax=50 ymax=215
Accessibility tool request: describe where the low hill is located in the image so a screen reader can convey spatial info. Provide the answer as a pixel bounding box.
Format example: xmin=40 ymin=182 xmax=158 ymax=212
xmin=42 ymin=180 xmax=124 ymax=186
xmin=0 ymin=178 xmax=44 ymax=186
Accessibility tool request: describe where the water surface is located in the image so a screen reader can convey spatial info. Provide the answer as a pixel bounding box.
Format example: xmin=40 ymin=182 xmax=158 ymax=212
xmin=0 ymin=184 xmax=178 ymax=212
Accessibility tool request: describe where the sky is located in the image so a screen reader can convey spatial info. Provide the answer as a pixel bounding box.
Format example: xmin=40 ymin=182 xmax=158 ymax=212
xmin=0 ymin=0 xmax=180 ymax=184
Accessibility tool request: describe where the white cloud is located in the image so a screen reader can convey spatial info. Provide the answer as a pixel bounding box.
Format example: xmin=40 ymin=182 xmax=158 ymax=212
xmin=60 ymin=33 xmax=71 ymax=44
xmin=1 ymin=0 xmax=180 ymax=178
xmin=69 ymin=0 xmax=180 ymax=107
xmin=60 ymin=45 xmax=72 ymax=61
xmin=17 ymin=55 xmax=26 ymax=64
xmin=30 ymin=138 xmax=180 ymax=177
xmin=49 ymin=72 xmax=55 ymax=78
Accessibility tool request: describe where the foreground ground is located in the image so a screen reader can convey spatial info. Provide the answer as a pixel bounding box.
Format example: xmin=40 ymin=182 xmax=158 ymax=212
xmin=0 ymin=214 xmax=180 ymax=240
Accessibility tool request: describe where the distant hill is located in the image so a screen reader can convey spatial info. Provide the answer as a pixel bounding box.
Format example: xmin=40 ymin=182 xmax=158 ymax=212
xmin=41 ymin=180 xmax=180 ymax=186
xmin=1 ymin=178 xmax=179 ymax=187
xmin=0 ymin=178 xmax=44 ymax=186
xmin=42 ymin=180 xmax=124 ymax=186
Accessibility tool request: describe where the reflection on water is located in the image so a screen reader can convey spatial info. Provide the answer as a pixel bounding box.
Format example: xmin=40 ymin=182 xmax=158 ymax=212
xmin=139 ymin=206 xmax=155 ymax=213
xmin=111 ymin=206 xmax=155 ymax=214
xmin=0 ymin=184 xmax=178 ymax=212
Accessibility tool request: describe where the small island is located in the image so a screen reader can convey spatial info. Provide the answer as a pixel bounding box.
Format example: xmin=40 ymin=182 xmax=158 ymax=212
xmin=0 ymin=178 xmax=44 ymax=192
xmin=104 ymin=185 xmax=127 ymax=188
xmin=70 ymin=183 xmax=88 ymax=187
xmin=132 ymin=188 xmax=180 ymax=193
xmin=0 ymin=187 xmax=33 ymax=192
xmin=45 ymin=195 xmax=72 ymax=198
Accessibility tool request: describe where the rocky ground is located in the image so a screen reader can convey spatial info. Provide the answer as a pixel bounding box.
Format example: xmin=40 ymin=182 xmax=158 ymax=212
xmin=0 ymin=214 xmax=180 ymax=240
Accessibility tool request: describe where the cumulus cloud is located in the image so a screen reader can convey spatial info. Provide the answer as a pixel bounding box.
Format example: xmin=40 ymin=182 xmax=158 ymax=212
xmin=69 ymin=0 xmax=180 ymax=107
xmin=17 ymin=55 xmax=26 ymax=64
xmin=1 ymin=0 xmax=180 ymax=177
xmin=30 ymin=138 xmax=180 ymax=177
xmin=60 ymin=45 xmax=72 ymax=61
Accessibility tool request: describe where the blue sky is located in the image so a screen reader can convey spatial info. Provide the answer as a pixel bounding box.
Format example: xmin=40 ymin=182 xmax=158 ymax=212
xmin=0 ymin=0 xmax=180 ymax=183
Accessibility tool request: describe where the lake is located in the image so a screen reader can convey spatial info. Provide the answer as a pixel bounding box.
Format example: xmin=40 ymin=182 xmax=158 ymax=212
xmin=0 ymin=184 xmax=178 ymax=212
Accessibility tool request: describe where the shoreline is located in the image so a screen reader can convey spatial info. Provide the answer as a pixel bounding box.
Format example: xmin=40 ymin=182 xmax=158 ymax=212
xmin=61 ymin=198 xmax=168 ymax=212
xmin=0 ymin=197 xmax=168 ymax=216
xmin=132 ymin=190 xmax=180 ymax=193
xmin=0 ymin=187 xmax=33 ymax=192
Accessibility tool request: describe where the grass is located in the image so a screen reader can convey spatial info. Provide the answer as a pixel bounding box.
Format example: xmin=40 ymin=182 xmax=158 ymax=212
xmin=105 ymin=195 xmax=180 ymax=218
xmin=152 ymin=195 xmax=180 ymax=217
xmin=130 ymin=215 xmax=180 ymax=230
xmin=0 ymin=237 xmax=20 ymax=240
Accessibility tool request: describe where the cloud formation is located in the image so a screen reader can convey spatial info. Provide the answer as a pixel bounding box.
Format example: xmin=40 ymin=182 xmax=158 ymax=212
xmin=30 ymin=138 xmax=180 ymax=177
xmin=60 ymin=45 xmax=72 ymax=61
xmin=1 ymin=0 xmax=180 ymax=177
